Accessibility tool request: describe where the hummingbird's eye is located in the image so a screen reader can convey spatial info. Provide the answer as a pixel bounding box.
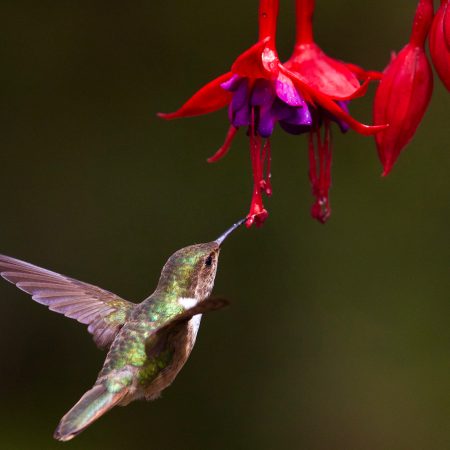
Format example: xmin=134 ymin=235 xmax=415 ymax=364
xmin=205 ymin=255 xmax=213 ymax=267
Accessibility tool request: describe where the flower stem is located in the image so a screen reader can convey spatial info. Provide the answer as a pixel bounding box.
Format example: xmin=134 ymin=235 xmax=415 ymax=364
xmin=258 ymin=0 xmax=279 ymax=41
xmin=295 ymin=0 xmax=315 ymax=45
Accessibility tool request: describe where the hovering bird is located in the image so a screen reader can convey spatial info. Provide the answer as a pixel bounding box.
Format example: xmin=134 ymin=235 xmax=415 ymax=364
xmin=0 ymin=218 xmax=245 ymax=441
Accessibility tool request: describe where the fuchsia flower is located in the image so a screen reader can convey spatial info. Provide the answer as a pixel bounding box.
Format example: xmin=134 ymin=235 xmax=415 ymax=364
xmin=373 ymin=0 xmax=434 ymax=176
xmin=279 ymin=0 xmax=384 ymax=222
xmin=160 ymin=0 xmax=284 ymax=227
xmin=160 ymin=0 xmax=386 ymax=226
xmin=430 ymin=0 xmax=450 ymax=91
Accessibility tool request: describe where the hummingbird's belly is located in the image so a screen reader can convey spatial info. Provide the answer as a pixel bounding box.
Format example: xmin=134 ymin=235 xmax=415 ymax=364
xmin=141 ymin=314 xmax=202 ymax=400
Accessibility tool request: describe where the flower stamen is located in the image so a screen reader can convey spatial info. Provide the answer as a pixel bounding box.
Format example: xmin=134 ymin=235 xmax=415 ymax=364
xmin=247 ymin=107 xmax=269 ymax=227
xmin=260 ymin=139 xmax=272 ymax=196
xmin=309 ymin=120 xmax=332 ymax=224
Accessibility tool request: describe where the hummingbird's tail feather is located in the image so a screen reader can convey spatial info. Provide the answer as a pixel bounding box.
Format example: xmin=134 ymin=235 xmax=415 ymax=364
xmin=53 ymin=384 xmax=127 ymax=442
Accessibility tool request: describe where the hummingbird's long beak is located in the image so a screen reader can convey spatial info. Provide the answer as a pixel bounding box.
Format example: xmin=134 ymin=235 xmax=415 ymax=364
xmin=215 ymin=218 xmax=246 ymax=246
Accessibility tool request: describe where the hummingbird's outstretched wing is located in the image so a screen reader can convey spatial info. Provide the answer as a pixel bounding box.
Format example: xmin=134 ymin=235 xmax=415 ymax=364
xmin=0 ymin=254 xmax=135 ymax=349
xmin=145 ymin=297 xmax=229 ymax=356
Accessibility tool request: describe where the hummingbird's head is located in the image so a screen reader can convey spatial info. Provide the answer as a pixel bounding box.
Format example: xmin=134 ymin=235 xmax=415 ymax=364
xmin=157 ymin=218 xmax=245 ymax=300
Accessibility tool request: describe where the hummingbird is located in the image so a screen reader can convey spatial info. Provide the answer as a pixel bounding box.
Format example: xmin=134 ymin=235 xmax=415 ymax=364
xmin=0 ymin=218 xmax=245 ymax=441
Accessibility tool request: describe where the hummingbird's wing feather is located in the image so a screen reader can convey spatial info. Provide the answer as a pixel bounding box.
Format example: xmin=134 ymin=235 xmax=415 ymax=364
xmin=163 ymin=297 xmax=230 ymax=327
xmin=144 ymin=297 xmax=230 ymax=357
xmin=0 ymin=254 xmax=135 ymax=349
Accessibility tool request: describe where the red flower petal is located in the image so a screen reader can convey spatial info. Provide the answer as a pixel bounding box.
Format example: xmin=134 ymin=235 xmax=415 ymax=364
xmin=158 ymin=72 xmax=233 ymax=120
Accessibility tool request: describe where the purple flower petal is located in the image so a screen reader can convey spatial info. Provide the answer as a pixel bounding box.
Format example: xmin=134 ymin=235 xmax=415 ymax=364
xmin=231 ymin=78 xmax=249 ymax=112
xmin=279 ymin=121 xmax=311 ymax=135
xmin=221 ymin=74 xmax=242 ymax=92
xmin=275 ymin=74 xmax=305 ymax=107
xmin=289 ymin=106 xmax=312 ymax=127
xmin=273 ymin=101 xmax=293 ymax=122
xmin=223 ymin=75 xmax=315 ymax=137
xmin=251 ymin=79 xmax=276 ymax=106
xmin=229 ymin=102 xmax=250 ymax=128
xmin=258 ymin=105 xmax=277 ymax=138
xmin=273 ymin=100 xmax=312 ymax=126
xmin=323 ymin=101 xmax=350 ymax=133
xmin=333 ymin=101 xmax=350 ymax=133
xmin=228 ymin=79 xmax=251 ymax=128
xmin=275 ymin=100 xmax=313 ymax=136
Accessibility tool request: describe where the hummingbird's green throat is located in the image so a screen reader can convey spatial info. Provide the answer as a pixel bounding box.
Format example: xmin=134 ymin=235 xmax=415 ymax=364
xmin=0 ymin=219 xmax=245 ymax=441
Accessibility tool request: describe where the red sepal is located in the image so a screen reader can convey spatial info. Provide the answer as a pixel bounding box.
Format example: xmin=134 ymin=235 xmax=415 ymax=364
xmin=333 ymin=77 xmax=371 ymax=101
xmin=158 ymin=72 xmax=233 ymax=120
xmin=279 ymin=64 xmax=388 ymax=136
xmin=287 ymin=43 xmax=361 ymax=99
xmin=207 ymin=126 xmax=239 ymax=163
xmin=345 ymin=63 xmax=383 ymax=81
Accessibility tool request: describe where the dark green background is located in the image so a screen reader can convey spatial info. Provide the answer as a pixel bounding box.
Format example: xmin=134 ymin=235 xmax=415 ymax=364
xmin=0 ymin=1 xmax=449 ymax=449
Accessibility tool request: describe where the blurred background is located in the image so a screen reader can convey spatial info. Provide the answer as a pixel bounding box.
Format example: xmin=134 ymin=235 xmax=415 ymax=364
xmin=0 ymin=1 xmax=449 ymax=449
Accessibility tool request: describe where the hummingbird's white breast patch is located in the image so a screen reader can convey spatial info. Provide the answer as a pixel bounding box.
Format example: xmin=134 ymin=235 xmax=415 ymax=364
xmin=178 ymin=297 xmax=198 ymax=309
xmin=188 ymin=314 xmax=202 ymax=341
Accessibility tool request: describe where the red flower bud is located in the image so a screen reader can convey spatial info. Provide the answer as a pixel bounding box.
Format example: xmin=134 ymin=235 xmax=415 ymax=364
xmin=429 ymin=0 xmax=450 ymax=91
xmin=374 ymin=0 xmax=434 ymax=176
